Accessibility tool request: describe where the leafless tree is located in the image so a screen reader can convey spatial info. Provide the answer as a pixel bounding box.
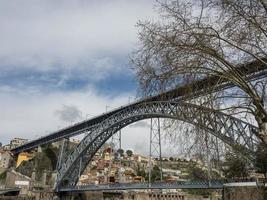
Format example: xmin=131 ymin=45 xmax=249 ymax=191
xmin=163 ymin=118 xmax=227 ymax=172
xmin=133 ymin=0 xmax=267 ymax=144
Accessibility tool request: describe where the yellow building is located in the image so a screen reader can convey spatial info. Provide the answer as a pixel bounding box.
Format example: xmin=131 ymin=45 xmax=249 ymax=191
xmin=16 ymin=152 xmax=34 ymax=167
xmin=104 ymin=152 xmax=111 ymax=161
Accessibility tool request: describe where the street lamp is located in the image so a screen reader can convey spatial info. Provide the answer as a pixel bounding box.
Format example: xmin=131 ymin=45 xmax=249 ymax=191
xmin=106 ymin=105 xmax=112 ymax=112
xmin=85 ymin=113 xmax=93 ymax=119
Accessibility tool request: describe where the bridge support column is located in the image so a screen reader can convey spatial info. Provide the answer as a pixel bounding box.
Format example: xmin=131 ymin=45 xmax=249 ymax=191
xmin=112 ymin=130 xmax=122 ymax=181
xmin=107 ymin=130 xmax=122 ymax=183
xmin=37 ymin=145 xmax=42 ymax=153
xmin=56 ymin=138 xmax=69 ymax=170
xmin=111 ymin=130 xmax=121 ymax=151
xmin=41 ymin=170 xmax=47 ymax=186
xmin=149 ymin=118 xmax=163 ymax=186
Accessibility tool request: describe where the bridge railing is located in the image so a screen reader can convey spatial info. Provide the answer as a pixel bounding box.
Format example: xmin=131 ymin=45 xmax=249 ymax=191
xmin=60 ymin=180 xmax=226 ymax=191
xmin=59 ymin=178 xmax=260 ymax=192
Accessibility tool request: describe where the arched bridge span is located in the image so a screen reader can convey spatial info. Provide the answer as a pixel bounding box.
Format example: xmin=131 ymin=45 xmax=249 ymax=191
xmin=56 ymin=101 xmax=260 ymax=191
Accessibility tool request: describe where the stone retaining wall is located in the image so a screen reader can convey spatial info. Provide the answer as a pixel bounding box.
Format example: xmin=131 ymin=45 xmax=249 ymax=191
xmin=223 ymin=186 xmax=264 ymax=200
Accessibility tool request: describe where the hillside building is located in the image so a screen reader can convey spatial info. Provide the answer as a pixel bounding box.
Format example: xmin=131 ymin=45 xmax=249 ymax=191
xmin=16 ymin=152 xmax=34 ymax=167
xmin=0 ymin=150 xmax=13 ymax=169
xmin=10 ymin=137 xmax=28 ymax=149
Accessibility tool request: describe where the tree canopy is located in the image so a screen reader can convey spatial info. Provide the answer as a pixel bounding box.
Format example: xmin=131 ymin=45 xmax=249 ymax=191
xmin=223 ymin=151 xmax=249 ymax=179
xmin=133 ymin=0 xmax=267 ymax=144
xmin=255 ymin=143 xmax=267 ymax=176
xmin=126 ymin=150 xmax=133 ymax=157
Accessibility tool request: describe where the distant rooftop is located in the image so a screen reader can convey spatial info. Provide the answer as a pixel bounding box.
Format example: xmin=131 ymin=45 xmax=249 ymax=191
xmin=224 ymin=182 xmax=257 ymax=187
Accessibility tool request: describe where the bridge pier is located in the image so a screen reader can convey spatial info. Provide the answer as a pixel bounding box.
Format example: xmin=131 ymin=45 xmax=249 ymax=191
xmin=37 ymin=145 xmax=42 ymax=153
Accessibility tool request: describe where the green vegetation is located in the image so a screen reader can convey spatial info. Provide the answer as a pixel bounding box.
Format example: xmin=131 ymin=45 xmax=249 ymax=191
xmin=117 ymin=149 xmax=124 ymax=157
xmin=187 ymin=163 xmax=220 ymax=180
xmin=149 ymin=165 xmax=162 ymax=182
xmin=169 ymin=157 xmax=174 ymax=161
xmin=223 ymin=152 xmax=248 ymax=179
xmin=126 ymin=150 xmax=133 ymax=157
xmin=264 ymin=189 xmax=267 ymax=200
xmin=16 ymin=145 xmax=59 ymax=180
xmin=255 ymin=144 xmax=267 ymax=200
xmin=136 ymin=165 xmax=146 ymax=178
xmin=0 ymin=170 xmax=7 ymax=180
xmin=187 ymin=164 xmax=208 ymax=180
xmin=43 ymin=146 xmax=58 ymax=170
xmin=135 ymin=164 xmax=161 ymax=182
xmin=255 ymin=143 xmax=267 ymax=177
xmin=0 ymin=170 xmax=7 ymax=185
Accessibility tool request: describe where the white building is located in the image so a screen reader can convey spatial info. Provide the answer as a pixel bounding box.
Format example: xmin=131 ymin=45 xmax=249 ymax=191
xmin=10 ymin=138 xmax=28 ymax=149
xmin=0 ymin=150 xmax=13 ymax=169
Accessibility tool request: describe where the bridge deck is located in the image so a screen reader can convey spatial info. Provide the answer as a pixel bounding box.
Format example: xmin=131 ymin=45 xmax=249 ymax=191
xmin=59 ymin=181 xmax=226 ymax=192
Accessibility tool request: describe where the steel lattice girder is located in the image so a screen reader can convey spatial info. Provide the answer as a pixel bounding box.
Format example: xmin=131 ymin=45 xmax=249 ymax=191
xmin=12 ymin=59 xmax=267 ymax=155
xmin=55 ymin=101 xmax=260 ymax=191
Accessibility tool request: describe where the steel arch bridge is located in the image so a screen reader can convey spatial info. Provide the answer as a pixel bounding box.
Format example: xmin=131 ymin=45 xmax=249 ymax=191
xmin=55 ymin=101 xmax=260 ymax=191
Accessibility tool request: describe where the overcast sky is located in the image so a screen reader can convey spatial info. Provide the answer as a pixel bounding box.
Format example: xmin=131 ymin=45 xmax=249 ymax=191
xmin=0 ymin=0 xmax=182 ymax=156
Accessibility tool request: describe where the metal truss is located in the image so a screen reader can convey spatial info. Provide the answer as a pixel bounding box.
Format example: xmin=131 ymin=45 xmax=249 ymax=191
xmin=56 ymin=138 xmax=69 ymax=171
xmin=12 ymin=60 xmax=267 ymax=155
xmin=111 ymin=130 xmax=121 ymax=152
xmin=55 ymin=101 xmax=260 ymax=191
xmin=107 ymin=130 xmax=121 ymax=181
xmin=149 ymin=118 xmax=163 ymax=184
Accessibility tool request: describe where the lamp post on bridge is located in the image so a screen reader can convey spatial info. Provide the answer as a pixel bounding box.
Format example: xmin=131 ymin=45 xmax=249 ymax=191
xmin=85 ymin=113 xmax=93 ymax=119
xmin=128 ymin=96 xmax=136 ymax=103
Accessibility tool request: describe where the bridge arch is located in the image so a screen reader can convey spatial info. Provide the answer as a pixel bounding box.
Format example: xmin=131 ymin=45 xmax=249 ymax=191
xmin=56 ymin=101 xmax=259 ymax=190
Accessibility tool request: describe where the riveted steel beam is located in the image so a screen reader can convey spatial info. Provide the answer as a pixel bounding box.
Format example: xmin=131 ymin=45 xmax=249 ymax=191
xmin=55 ymin=101 xmax=260 ymax=191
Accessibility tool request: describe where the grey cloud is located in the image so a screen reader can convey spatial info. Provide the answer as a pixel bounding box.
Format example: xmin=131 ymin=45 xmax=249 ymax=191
xmin=0 ymin=0 xmax=158 ymax=147
xmin=0 ymin=0 xmax=155 ymax=73
xmin=0 ymin=88 xmax=135 ymax=145
xmin=130 ymin=121 xmax=150 ymax=128
xmin=134 ymin=141 xmax=149 ymax=155
xmin=55 ymin=105 xmax=83 ymax=123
